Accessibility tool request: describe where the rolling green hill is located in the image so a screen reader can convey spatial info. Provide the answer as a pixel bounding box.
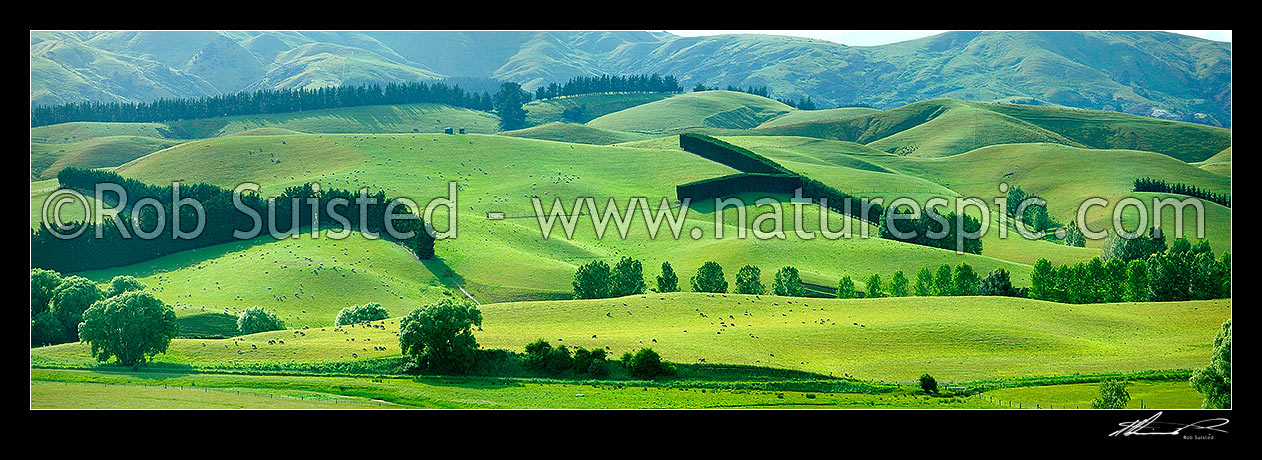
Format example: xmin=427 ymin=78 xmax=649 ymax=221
xmin=756 ymin=107 xmax=881 ymax=128
xmin=755 ymin=99 xmax=1231 ymax=161
xmin=31 ymin=135 xmax=183 ymax=180
xmin=498 ymin=122 xmax=650 ymax=145
xmin=586 ymin=91 xmax=793 ymax=133
xmin=159 ymin=103 xmax=501 ymax=138
xmin=85 ymin=132 xmax=1048 ymax=308
xmin=1195 ymin=147 xmax=1232 ymax=176
xmin=524 ymin=92 xmax=674 ymax=126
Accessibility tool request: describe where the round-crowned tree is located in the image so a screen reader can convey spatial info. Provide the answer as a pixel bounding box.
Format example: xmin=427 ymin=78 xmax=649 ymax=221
xmin=31 ymin=268 xmax=63 ymax=316
xmin=398 ymin=298 xmax=483 ymax=374
xmin=237 ymin=306 xmax=284 ymax=334
xmin=836 ymin=276 xmax=856 ymax=299
xmin=572 ymin=260 xmax=612 ymax=299
xmin=77 ymin=291 xmax=179 ymax=368
xmin=734 ymin=265 xmax=764 ymax=295
xmin=772 ymin=266 xmax=804 ymax=297
xmin=50 ymin=276 xmax=105 ymax=341
xmin=106 ymin=275 xmax=147 ymax=297
xmin=335 ymin=303 xmax=390 ymax=326
xmin=691 ymin=261 xmax=727 ymax=293
xmin=919 ymin=374 xmax=938 ymax=394
xmin=610 ymin=256 xmax=646 ymax=297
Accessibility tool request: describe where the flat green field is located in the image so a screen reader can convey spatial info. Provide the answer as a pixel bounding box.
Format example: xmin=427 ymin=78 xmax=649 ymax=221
xmin=980 ymin=380 xmax=1205 ymax=409
xmin=29 ymin=368 xmax=988 ymax=409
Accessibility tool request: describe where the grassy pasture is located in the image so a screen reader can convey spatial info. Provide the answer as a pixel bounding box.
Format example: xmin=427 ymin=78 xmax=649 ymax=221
xmin=524 ymin=92 xmax=674 ymax=126
xmin=31 ymin=135 xmax=183 ymax=180
xmin=32 ymin=294 xmax=1229 ymax=384
xmin=587 ymin=91 xmax=793 ymax=133
xmin=29 ymin=369 xmax=988 ymax=409
xmin=981 ymin=380 xmax=1205 ymax=409
xmin=498 ymin=122 xmax=651 ymax=145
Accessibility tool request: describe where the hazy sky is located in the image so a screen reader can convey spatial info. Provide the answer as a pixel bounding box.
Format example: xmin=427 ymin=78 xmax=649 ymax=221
xmin=666 ymin=30 xmax=1232 ymax=46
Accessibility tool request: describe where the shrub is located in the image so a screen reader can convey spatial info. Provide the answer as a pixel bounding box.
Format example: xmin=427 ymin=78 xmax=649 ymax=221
xmin=623 ymin=348 xmax=674 ymax=379
xmin=1091 ymin=380 xmax=1131 ymax=409
xmin=919 ymin=374 xmax=938 ymax=394
xmin=335 ymin=303 xmax=390 ymax=326
xmin=237 ymin=307 xmax=284 ymax=334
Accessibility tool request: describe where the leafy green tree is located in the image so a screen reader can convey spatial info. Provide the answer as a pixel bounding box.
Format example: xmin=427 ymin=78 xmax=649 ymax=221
xmin=772 ymin=266 xmax=805 ymax=297
xmin=1084 ymin=257 xmax=1108 ymax=303
xmin=572 ymin=260 xmax=612 ymax=299
xmin=1091 ymin=380 xmax=1132 ymax=409
xmin=978 ymin=267 xmax=1016 ymax=296
xmin=656 ymin=262 xmax=679 ymax=293
xmin=623 ymin=348 xmax=674 ymax=379
xmin=734 ymin=265 xmax=765 ymax=295
xmin=888 ymin=271 xmax=909 ymax=297
xmin=1147 ymin=252 xmax=1191 ymax=302
xmin=1030 ymin=258 xmax=1054 ymax=301
xmin=32 ymin=311 xmax=65 ymax=347
xmin=106 ymin=275 xmax=146 ymax=298
xmin=1101 ymin=228 xmax=1166 ymax=262
xmin=1103 ymin=258 xmax=1128 ymax=302
xmin=493 ymin=82 xmax=527 ymax=130
xmin=836 ymin=276 xmax=856 ymax=299
xmin=398 ymin=298 xmax=483 ymax=374
xmin=77 ymin=291 xmax=179 ymax=368
xmin=1124 ymin=259 xmax=1149 ymax=302
xmin=1218 ymin=251 xmax=1231 ymax=297
xmin=913 ymin=267 xmax=933 ymax=296
xmin=1190 ymin=319 xmax=1230 ymax=409
xmin=50 ymin=276 xmax=105 ymax=341
xmin=691 ymin=261 xmax=728 ymax=293
xmin=335 ymin=303 xmax=390 ymax=326
xmin=919 ymin=374 xmax=938 ymax=394
xmin=1063 ymin=222 xmax=1086 ymax=247
xmin=933 ymin=264 xmax=954 ymax=296
xmin=237 ymin=307 xmax=284 ymax=334
xmin=864 ymin=274 xmax=885 ymax=298
xmin=610 ymin=256 xmax=646 ymax=297
xmin=31 ymin=268 xmax=63 ymax=316
xmin=1170 ymin=237 xmax=1192 ymax=254
xmin=1189 ymin=251 xmax=1226 ymax=300
xmin=953 ymin=263 xmax=978 ymax=296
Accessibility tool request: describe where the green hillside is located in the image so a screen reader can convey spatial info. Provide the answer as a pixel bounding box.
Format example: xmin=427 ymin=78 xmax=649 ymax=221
xmin=159 ymin=103 xmax=501 ymax=138
xmin=587 ymin=91 xmax=793 ymax=133
xmin=31 ymin=121 xmax=186 ymax=144
xmin=91 ymin=132 xmax=1046 ymax=307
xmin=498 ymin=122 xmax=651 ymax=145
xmin=756 ymin=107 xmax=881 ymax=128
xmin=1195 ymin=147 xmax=1232 ymax=176
xmin=524 ymin=92 xmax=674 ymax=126
xmin=756 ymin=99 xmax=1231 ymax=161
xmin=31 ymin=135 xmax=183 ymax=180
